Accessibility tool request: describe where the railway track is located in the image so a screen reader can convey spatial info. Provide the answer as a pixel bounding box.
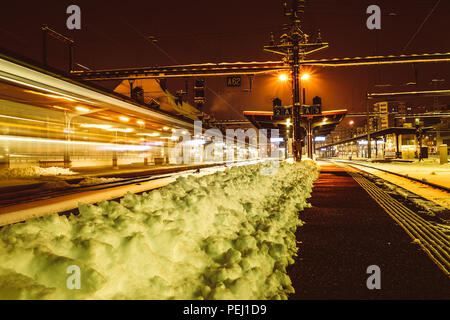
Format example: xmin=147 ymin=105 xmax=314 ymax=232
xmin=0 ymin=160 xmax=263 ymax=227
xmin=0 ymin=161 xmax=254 ymax=208
xmin=0 ymin=171 xmax=187 ymax=208
xmin=336 ymin=160 xmax=450 ymax=193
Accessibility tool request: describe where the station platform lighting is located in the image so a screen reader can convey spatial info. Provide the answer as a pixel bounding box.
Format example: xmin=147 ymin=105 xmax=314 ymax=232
xmin=0 ymin=52 xmax=196 ymax=130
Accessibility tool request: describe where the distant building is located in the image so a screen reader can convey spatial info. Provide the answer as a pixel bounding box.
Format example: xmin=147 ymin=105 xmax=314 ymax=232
xmin=356 ymin=127 xmax=365 ymax=136
xmin=397 ymin=102 xmax=407 ymax=114
xmin=373 ymin=101 xmax=390 ymax=129
xmin=395 ymin=102 xmax=407 ymax=127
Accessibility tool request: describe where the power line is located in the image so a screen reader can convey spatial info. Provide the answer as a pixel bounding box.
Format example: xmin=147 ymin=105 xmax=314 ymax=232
xmin=121 ymin=20 xmax=247 ymax=121
xmin=122 ymin=20 xmax=178 ymax=65
xmin=402 ymin=0 xmax=441 ymax=53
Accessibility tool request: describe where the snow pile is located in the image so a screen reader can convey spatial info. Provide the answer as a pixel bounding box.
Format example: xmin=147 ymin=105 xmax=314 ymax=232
xmin=40 ymin=180 xmax=73 ymax=190
xmin=0 ymin=166 xmax=76 ymax=179
xmin=0 ymin=161 xmax=319 ymax=300
xmin=412 ymin=158 xmax=450 ymax=167
xmin=77 ymin=177 xmax=122 ymax=186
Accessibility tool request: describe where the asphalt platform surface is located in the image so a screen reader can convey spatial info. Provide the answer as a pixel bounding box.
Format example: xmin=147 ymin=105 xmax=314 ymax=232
xmin=288 ymin=163 xmax=450 ymax=299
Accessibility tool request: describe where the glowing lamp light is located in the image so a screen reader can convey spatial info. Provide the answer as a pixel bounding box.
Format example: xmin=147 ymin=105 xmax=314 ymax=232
xmin=137 ymin=120 xmax=145 ymax=125
xmin=75 ymin=106 xmax=90 ymax=113
xmin=119 ymin=116 xmax=130 ymax=122
xmin=106 ymin=128 xmax=134 ymax=133
xmin=279 ymin=74 xmax=288 ymax=81
xmin=315 ymin=136 xmax=326 ymax=142
xmin=80 ymin=124 xmax=112 ymax=130
xmin=185 ymin=139 xmax=206 ymax=145
xmin=286 ymin=118 xmax=291 ymax=127
xmin=301 ymin=73 xmax=310 ymax=81
xmin=270 ymin=137 xmax=284 ymax=143
xmin=136 ymin=133 xmax=160 ymax=137
xmin=99 ymin=145 xmax=151 ymax=152
xmin=349 ymin=120 xmax=355 ymax=125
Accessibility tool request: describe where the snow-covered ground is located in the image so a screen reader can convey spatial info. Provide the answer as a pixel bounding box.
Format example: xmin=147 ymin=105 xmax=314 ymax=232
xmin=362 ymin=159 xmax=450 ymax=189
xmin=0 ymin=161 xmax=319 ymax=300
xmin=0 ymin=166 xmax=76 ymax=179
xmin=340 ymin=160 xmax=450 ymax=211
xmin=76 ymin=177 xmax=122 ymax=186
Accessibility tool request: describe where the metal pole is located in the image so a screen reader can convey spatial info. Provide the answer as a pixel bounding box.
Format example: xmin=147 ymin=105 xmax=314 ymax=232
xmin=64 ymin=113 xmax=71 ymax=168
xmin=312 ymin=134 xmax=316 ymax=157
xmin=129 ymin=79 xmax=135 ymax=99
xmin=42 ymin=26 xmax=48 ymax=66
xmin=366 ymin=95 xmax=371 ymax=159
xmin=292 ymin=43 xmax=302 ymax=162
xmin=113 ymin=131 xmax=118 ymax=169
xmin=307 ymin=120 xmax=313 ymax=159
xmin=395 ymin=134 xmax=400 ymax=158
xmin=68 ymin=43 xmax=73 ymax=72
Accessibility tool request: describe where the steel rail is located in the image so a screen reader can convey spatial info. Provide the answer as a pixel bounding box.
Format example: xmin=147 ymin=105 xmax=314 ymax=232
xmin=337 ymin=160 xmax=450 ymax=193
xmin=0 ymin=161 xmax=251 ymax=209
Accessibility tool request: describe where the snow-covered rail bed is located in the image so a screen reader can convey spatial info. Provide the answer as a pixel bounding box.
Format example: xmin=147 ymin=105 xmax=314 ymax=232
xmin=335 ymin=160 xmax=450 ymax=212
xmin=0 ymin=161 xmax=262 ymax=226
xmin=0 ymin=161 xmax=319 ymax=299
xmin=333 ymin=159 xmax=450 ymax=191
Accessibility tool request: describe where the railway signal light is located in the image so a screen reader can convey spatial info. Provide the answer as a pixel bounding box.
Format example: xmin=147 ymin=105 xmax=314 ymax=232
xmin=194 ymin=79 xmax=205 ymax=109
xmin=273 ymin=97 xmax=282 ymax=108
xmin=312 ymin=96 xmax=322 ymax=106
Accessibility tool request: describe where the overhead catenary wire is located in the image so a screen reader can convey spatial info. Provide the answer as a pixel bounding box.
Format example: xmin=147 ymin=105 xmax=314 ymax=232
xmin=121 ymin=20 xmax=248 ymax=121
xmin=402 ymin=0 xmax=442 ymax=53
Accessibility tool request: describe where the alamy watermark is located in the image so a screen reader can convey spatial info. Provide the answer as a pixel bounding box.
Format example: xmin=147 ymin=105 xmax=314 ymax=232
xmin=366 ymin=5 xmax=381 ymax=30
xmin=366 ymin=265 xmax=381 ymax=290
xmin=66 ymin=265 xmax=81 ymax=290
xmin=169 ymin=121 xmax=284 ymax=174
xmin=66 ymin=5 xmax=81 ymax=30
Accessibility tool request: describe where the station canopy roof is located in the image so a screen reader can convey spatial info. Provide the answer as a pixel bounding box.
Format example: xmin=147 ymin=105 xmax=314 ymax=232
xmin=243 ymin=109 xmax=347 ymax=139
xmin=0 ymin=50 xmax=203 ymax=133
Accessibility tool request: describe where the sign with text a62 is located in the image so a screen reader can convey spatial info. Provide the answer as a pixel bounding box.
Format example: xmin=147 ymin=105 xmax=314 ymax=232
xmin=227 ymin=76 xmax=242 ymax=87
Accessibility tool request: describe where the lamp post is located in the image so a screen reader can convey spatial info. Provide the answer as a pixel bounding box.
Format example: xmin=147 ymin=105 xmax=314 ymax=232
xmin=349 ymin=120 xmax=354 ymax=159
xmin=264 ymin=0 xmax=328 ymax=161
xmin=349 ymin=120 xmax=355 ymax=138
xmin=366 ymin=96 xmax=372 ymax=159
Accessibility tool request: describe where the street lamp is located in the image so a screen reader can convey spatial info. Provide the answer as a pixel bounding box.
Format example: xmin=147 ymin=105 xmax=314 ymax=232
xmin=279 ymin=74 xmax=288 ymax=82
xmin=349 ymin=120 xmax=355 ymax=138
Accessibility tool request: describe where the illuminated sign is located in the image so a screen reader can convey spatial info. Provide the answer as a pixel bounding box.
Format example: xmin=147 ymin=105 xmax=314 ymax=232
xmin=301 ymin=104 xmax=322 ymax=115
xmin=273 ymin=106 xmax=292 ymax=116
xmin=226 ymin=76 xmax=241 ymax=87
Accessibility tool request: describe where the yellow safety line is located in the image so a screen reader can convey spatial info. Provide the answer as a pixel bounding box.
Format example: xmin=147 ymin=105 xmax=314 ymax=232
xmin=354 ymin=175 xmax=450 ymax=249
xmin=352 ymin=174 xmax=450 ymax=256
xmin=352 ymin=175 xmax=450 ymax=275
xmin=354 ymin=176 xmax=450 ymax=247
xmin=344 ymin=165 xmax=450 ymax=243
xmin=345 ymin=169 xmax=450 ymax=277
xmin=344 ymin=164 xmax=450 ymax=233
xmin=353 ymin=176 xmax=450 ymax=270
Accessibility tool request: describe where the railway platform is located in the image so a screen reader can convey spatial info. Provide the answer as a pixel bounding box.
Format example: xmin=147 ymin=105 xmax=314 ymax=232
xmin=288 ymin=162 xmax=450 ymax=299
